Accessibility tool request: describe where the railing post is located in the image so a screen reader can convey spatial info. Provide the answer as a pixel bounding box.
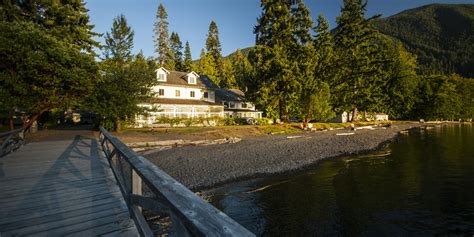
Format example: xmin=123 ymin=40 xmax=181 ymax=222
xmin=132 ymin=169 xmax=142 ymax=212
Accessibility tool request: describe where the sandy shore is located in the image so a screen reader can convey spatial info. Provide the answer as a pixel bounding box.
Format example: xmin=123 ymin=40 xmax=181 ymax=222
xmin=145 ymin=123 xmax=422 ymax=191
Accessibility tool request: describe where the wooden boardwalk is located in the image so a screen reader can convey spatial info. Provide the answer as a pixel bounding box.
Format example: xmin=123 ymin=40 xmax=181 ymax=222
xmin=0 ymin=134 xmax=138 ymax=236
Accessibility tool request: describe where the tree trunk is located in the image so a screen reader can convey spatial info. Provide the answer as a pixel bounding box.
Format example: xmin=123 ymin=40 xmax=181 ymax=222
xmin=351 ymin=108 xmax=358 ymax=122
xmin=23 ymin=107 xmax=49 ymax=131
xmin=9 ymin=119 xmax=14 ymax=130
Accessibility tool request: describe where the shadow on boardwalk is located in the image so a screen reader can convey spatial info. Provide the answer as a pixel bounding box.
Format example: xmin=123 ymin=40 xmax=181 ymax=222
xmin=0 ymin=134 xmax=138 ymax=236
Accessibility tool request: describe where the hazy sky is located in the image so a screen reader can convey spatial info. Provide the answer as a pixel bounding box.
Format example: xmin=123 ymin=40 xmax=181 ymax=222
xmin=85 ymin=0 xmax=473 ymax=59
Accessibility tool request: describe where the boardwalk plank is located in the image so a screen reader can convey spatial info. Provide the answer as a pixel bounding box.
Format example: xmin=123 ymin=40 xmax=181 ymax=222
xmin=0 ymin=134 xmax=138 ymax=236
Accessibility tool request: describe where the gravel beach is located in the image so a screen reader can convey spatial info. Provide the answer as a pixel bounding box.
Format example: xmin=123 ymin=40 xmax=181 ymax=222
xmin=145 ymin=123 xmax=421 ymax=191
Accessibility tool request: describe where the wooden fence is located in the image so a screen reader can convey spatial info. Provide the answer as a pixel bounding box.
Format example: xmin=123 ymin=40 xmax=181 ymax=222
xmin=99 ymin=127 xmax=255 ymax=237
xmin=0 ymin=128 xmax=25 ymax=157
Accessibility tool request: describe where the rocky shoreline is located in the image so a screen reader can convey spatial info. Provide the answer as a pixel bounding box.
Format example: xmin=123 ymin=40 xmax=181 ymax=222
xmin=145 ymin=123 xmax=424 ymax=191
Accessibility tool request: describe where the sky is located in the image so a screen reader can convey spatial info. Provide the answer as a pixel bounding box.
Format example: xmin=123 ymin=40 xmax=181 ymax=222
xmin=85 ymin=0 xmax=473 ymax=60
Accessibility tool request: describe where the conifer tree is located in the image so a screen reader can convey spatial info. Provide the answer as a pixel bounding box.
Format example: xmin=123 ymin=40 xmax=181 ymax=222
xmin=104 ymin=14 xmax=134 ymax=62
xmin=299 ymin=14 xmax=335 ymax=123
xmin=184 ymin=41 xmax=193 ymax=72
xmin=170 ymin=32 xmax=184 ymax=71
xmin=205 ymin=21 xmax=224 ymax=86
xmin=154 ymin=4 xmax=172 ymax=67
xmin=222 ymin=60 xmax=237 ymax=88
xmin=252 ymin=0 xmax=313 ymax=122
xmin=232 ymin=49 xmax=253 ymax=91
xmin=333 ymin=0 xmax=385 ymax=121
xmin=88 ymin=16 xmax=155 ymax=131
xmin=198 ymin=49 xmax=220 ymax=85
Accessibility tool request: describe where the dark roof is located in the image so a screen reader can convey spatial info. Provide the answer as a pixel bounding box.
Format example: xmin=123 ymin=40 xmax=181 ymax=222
xmin=215 ymin=88 xmax=246 ymax=102
xmin=159 ymin=70 xmax=219 ymax=89
xmin=145 ymin=98 xmax=221 ymax=106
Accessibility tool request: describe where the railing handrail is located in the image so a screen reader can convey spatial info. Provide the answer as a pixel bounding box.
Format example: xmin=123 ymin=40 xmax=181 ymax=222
xmin=99 ymin=127 xmax=255 ymax=237
xmin=0 ymin=128 xmax=24 ymax=139
xmin=0 ymin=128 xmax=25 ymax=157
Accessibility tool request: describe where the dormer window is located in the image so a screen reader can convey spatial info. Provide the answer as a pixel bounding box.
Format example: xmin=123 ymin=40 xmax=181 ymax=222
xmin=155 ymin=67 xmax=169 ymax=82
xmin=186 ymin=71 xmax=199 ymax=85
xmin=158 ymin=73 xmax=166 ymax=81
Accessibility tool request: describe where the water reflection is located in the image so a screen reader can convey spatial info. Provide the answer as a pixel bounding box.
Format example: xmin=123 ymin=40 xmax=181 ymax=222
xmin=206 ymin=124 xmax=474 ymax=236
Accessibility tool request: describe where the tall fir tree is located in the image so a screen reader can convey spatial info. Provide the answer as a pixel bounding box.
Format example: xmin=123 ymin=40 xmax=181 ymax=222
xmin=252 ymin=0 xmax=313 ymax=121
xmin=183 ymin=41 xmax=193 ymax=72
xmin=332 ymin=0 xmax=385 ymax=121
xmin=198 ymin=48 xmax=220 ymax=85
xmin=87 ymin=16 xmax=156 ymax=131
xmin=169 ymin=32 xmax=184 ymax=71
xmin=205 ymin=21 xmax=224 ymax=86
xmin=104 ymin=14 xmax=134 ymax=62
xmin=154 ymin=4 xmax=172 ymax=67
xmin=232 ymin=49 xmax=253 ymax=91
xmin=299 ymin=14 xmax=335 ymax=124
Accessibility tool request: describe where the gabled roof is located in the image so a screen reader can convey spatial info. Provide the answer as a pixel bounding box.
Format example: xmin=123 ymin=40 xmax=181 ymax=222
xmin=156 ymin=68 xmax=219 ymax=89
xmin=155 ymin=67 xmax=170 ymax=74
xmin=215 ymin=88 xmax=246 ymax=102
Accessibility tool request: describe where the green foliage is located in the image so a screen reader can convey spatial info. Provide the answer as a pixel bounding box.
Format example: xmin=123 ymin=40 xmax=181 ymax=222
xmin=154 ymin=4 xmax=172 ymax=67
xmin=170 ymin=32 xmax=184 ymax=71
xmin=373 ymin=4 xmax=474 ymax=77
xmin=251 ymin=0 xmax=314 ymax=122
xmin=104 ymin=14 xmax=134 ymax=61
xmin=184 ymin=41 xmax=193 ymax=72
xmin=332 ymin=0 xmax=387 ymax=119
xmin=85 ymin=16 xmax=156 ymax=131
xmin=204 ymin=21 xmax=225 ymax=86
xmin=0 ymin=21 xmax=98 ymax=127
xmin=231 ymin=49 xmax=254 ymax=91
xmin=198 ymin=49 xmax=220 ymax=85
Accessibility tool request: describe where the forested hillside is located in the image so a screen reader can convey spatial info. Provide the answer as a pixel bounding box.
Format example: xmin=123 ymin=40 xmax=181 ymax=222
xmin=373 ymin=4 xmax=474 ymax=77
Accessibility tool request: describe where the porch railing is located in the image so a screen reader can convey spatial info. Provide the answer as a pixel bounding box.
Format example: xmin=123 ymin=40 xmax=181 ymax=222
xmin=0 ymin=128 xmax=25 ymax=157
xmin=99 ymin=127 xmax=255 ymax=237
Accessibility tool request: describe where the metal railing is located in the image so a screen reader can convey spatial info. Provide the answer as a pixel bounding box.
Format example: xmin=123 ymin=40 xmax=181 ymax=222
xmin=0 ymin=128 xmax=25 ymax=157
xmin=99 ymin=127 xmax=255 ymax=237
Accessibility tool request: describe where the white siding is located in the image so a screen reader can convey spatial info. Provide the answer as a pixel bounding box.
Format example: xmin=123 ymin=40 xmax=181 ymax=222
xmin=151 ymin=85 xmax=205 ymax=101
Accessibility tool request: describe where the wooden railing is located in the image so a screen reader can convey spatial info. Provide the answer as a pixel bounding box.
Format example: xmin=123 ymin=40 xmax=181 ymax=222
xmin=0 ymin=128 xmax=25 ymax=157
xmin=99 ymin=127 xmax=255 ymax=237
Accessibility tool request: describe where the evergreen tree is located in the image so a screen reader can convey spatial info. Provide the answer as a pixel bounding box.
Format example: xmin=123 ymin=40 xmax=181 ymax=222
xmin=154 ymin=4 xmax=172 ymax=67
xmin=205 ymin=21 xmax=224 ymax=86
xmin=299 ymin=15 xmax=335 ymax=123
xmin=252 ymin=0 xmax=313 ymax=122
xmin=87 ymin=16 xmax=155 ymax=131
xmin=378 ymin=36 xmax=419 ymax=119
xmin=104 ymin=14 xmax=134 ymax=62
xmin=0 ymin=0 xmax=99 ymax=128
xmin=198 ymin=49 xmax=220 ymax=85
xmin=222 ymin=60 xmax=237 ymax=88
xmin=169 ymin=32 xmax=184 ymax=71
xmin=232 ymin=49 xmax=253 ymax=91
xmin=332 ymin=0 xmax=385 ymax=121
xmin=183 ymin=41 xmax=193 ymax=72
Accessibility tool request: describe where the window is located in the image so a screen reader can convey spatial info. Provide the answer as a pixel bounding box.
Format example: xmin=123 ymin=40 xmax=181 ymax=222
xmin=158 ymin=73 xmax=166 ymax=81
xmin=230 ymin=102 xmax=235 ymax=108
xmin=188 ymin=76 xmax=196 ymax=84
xmin=204 ymin=92 xmax=209 ymax=98
xmin=190 ymin=91 xmax=195 ymax=98
xmin=158 ymin=89 xmax=164 ymax=96
xmin=224 ymin=102 xmax=229 ymax=108
xmin=241 ymin=103 xmax=247 ymax=108
xmin=175 ymin=90 xmax=180 ymax=97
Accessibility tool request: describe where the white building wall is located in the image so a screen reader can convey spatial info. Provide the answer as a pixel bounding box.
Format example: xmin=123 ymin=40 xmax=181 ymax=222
xmin=151 ymin=85 xmax=205 ymax=101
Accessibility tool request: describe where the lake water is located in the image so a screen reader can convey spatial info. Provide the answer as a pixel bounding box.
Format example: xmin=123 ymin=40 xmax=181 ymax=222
xmin=206 ymin=124 xmax=474 ymax=236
